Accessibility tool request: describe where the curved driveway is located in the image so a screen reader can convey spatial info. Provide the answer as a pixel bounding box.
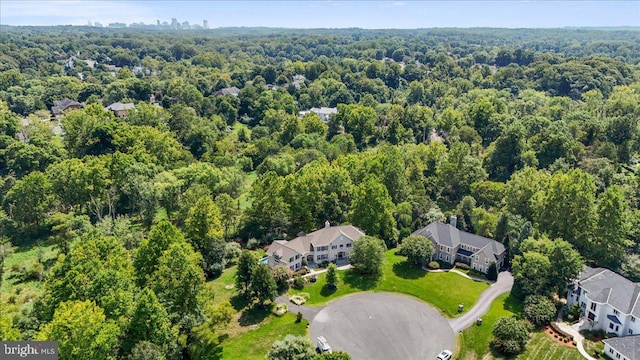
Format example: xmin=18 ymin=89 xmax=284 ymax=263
xmin=447 ymin=271 xmax=514 ymax=332
xmin=310 ymin=293 xmax=454 ymax=360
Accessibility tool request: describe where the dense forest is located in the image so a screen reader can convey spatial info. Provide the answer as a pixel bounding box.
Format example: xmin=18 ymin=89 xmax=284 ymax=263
xmin=0 ymin=26 xmax=639 ymax=359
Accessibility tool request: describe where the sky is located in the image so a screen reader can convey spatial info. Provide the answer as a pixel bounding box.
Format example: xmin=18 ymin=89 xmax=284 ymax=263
xmin=1 ymin=1 xmax=638 ymax=29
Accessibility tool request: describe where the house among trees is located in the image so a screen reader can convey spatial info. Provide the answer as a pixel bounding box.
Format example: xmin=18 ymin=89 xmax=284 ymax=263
xmin=213 ymin=86 xmax=240 ymax=97
xmin=412 ymin=216 xmax=506 ymax=273
xmin=567 ymin=266 xmax=640 ymax=338
xmin=266 ymin=222 xmax=365 ymax=271
xmin=298 ymin=107 xmax=338 ymax=123
xmin=51 ymin=98 xmax=85 ymax=119
xmin=105 ymin=102 xmax=135 ymax=118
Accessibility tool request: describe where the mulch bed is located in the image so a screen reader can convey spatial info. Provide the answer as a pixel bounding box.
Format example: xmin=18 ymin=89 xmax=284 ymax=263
xmin=543 ymin=325 xmax=577 ymax=348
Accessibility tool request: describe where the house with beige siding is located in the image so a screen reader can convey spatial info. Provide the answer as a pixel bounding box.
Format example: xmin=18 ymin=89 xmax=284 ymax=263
xmin=412 ymin=216 xmax=506 ymax=274
xmin=266 ymin=222 xmax=365 ymax=271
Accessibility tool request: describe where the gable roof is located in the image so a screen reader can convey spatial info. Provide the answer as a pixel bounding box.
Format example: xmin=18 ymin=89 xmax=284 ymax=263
xmin=412 ymin=222 xmax=506 ymax=261
xmin=51 ymin=98 xmax=84 ymax=115
xmin=603 ymin=335 xmax=640 ymax=360
xmin=214 ymin=87 xmax=240 ymax=96
xmin=578 ymin=266 xmax=640 ymax=318
xmin=106 ymin=102 xmax=135 ymax=112
xmin=304 ymin=225 xmax=365 ymax=247
xmin=267 ymin=225 xmax=365 ymax=261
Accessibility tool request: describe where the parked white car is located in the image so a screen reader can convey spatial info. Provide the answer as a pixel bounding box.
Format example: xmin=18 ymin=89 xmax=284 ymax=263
xmin=316 ymin=336 xmax=332 ymax=354
xmin=436 ymin=349 xmax=452 ymax=360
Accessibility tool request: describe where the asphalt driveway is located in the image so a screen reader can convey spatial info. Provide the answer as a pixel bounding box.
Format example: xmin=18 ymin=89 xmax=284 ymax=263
xmin=310 ymin=293 xmax=454 ymax=360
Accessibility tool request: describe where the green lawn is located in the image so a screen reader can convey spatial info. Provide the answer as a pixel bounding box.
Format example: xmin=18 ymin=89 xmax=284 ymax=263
xmin=220 ymin=312 xmax=308 ymax=359
xmin=238 ymin=171 xmax=257 ymax=210
xmin=456 ymin=293 xmax=523 ymax=359
xmin=296 ymin=250 xmax=489 ymax=317
xmin=517 ymin=332 xmax=584 ymax=360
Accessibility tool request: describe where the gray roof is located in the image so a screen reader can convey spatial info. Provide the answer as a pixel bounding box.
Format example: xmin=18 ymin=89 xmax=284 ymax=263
xmin=412 ymin=222 xmax=506 ymax=261
xmin=214 ymin=87 xmax=240 ymax=96
xmin=603 ymin=335 xmax=640 ymax=360
xmin=578 ymin=266 xmax=640 ymax=318
xmin=51 ymin=98 xmax=84 ymax=115
xmin=106 ymin=102 xmax=135 ymax=111
xmin=267 ymin=225 xmax=365 ymax=260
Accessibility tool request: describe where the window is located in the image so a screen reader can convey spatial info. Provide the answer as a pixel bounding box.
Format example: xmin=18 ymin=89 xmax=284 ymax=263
xmin=346 ymin=243 xmax=352 ymax=248
xmin=475 ymin=255 xmax=479 ymax=261
xmin=317 ymin=254 xmax=328 ymax=261
xmin=485 ymin=258 xmax=489 ymax=264
xmin=295 ymin=254 xmax=300 ymax=259
xmin=590 ymin=302 xmax=597 ymax=311
xmin=331 ymin=245 xmax=337 ymax=249
xmin=613 ymin=309 xmax=620 ymax=315
xmin=616 ymin=353 xmax=620 ymax=359
xmin=609 ymin=323 xmax=614 ymax=330
xmin=632 ymin=316 xmax=636 ymax=323
xmin=446 ymin=255 xmax=449 ymax=261
xmin=440 ymin=245 xmax=444 ymax=251
xmin=629 ymin=329 xmax=634 ymax=335
xmin=340 ymin=244 xmax=344 ymax=248
xmin=289 ymin=257 xmax=294 ymax=262
xmin=610 ymin=349 xmax=614 ymax=354
xmin=439 ymin=253 xmax=443 ymax=260
xmin=446 ymin=247 xmax=450 ymax=253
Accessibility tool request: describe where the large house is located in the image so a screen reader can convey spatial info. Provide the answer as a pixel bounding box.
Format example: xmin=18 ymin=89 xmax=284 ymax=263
xmin=51 ymin=98 xmax=85 ymax=119
xmin=266 ymin=222 xmax=365 ymax=271
xmin=105 ymin=102 xmax=135 ymax=118
xmin=412 ymin=216 xmax=506 ymax=274
xmin=603 ymin=335 xmax=640 ymax=360
xmin=567 ymin=266 xmax=640 ymax=339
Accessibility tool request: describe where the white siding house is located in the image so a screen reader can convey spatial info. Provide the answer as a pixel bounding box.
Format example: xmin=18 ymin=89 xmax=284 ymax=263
xmin=567 ymin=266 xmax=640 ymax=338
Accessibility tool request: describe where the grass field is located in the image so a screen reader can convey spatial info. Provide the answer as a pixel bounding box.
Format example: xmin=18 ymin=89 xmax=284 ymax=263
xmin=456 ymin=293 xmax=523 ymax=359
xmin=1 ymin=243 xmax=58 ymax=315
xmin=517 ymin=332 xmax=584 ymax=360
xmin=295 ymin=250 xmax=489 ymax=317
xmin=220 ymin=312 xmax=308 ymax=359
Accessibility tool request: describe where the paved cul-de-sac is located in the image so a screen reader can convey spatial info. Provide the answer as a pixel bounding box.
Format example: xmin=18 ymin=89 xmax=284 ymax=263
xmin=310 ymin=292 xmax=454 ymax=360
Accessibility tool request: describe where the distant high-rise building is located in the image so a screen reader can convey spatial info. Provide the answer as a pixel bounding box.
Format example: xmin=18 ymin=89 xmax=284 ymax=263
xmin=182 ymin=21 xmax=190 ymax=30
xmin=157 ymin=19 xmax=160 ymax=27
xmin=203 ymin=20 xmax=209 ymax=29
xmin=108 ymin=22 xmax=127 ymax=28
xmin=171 ymin=18 xmax=178 ymax=29
xmin=87 ymin=20 xmax=93 ymax=27
xmin=94 ymin=21 xmax=103 ymax=27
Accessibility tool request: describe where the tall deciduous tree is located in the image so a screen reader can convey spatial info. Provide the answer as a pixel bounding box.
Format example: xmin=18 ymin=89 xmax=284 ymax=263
xmin=595 ymin=185 xmax=632 ymax=268
xmin=350 ymin=176 xmax=397 ymax=245
xmin=36 ymin=300 xmax=120 ymax=360
xmin=250 ymin=263 xmax=277 ymax=306
xmin=125 ymin=288 xmax=177 ymax=353
xmin=350 ymin=236 xmax=386 ymax=277
xmin=491 ymin=316 xmax=530 ymax=356
xmin=3 ymin=171 xmax=53 ymax=227
xmin=534 ymin=169 xmax=597 ymax=257
xmin=150 ymin=242 xmax=205 ymax=329
xmin=134 ymin=221 xmax=185 ymax=287
xmin=236 ymin=251 xmax=258 ymax=294
xmin=397 ymin=235 xmax=434 ymax=266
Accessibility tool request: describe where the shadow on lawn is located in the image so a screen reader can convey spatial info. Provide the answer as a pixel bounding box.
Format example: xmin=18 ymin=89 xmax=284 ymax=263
xmin=319 ymin=285 xmax=337 ymax=297
xmin=391 ymin=260 xmax=427 ymax=280
xmin=502 ymin=293 xmax=524 ymax=316
xmin=238 ymin=303 xmax=272 ymax=326
xmin=342 ymin=269 xmax=378 ymax=290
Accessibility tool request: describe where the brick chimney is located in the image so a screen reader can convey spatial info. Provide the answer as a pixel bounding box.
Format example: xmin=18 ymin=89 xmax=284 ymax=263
xmin=450 ymin=215 xmax=457 ymax=228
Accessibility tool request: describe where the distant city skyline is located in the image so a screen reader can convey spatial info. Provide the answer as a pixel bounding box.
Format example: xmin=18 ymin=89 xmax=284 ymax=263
xmin=1 ymin=1 xmax=638 ymax=29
